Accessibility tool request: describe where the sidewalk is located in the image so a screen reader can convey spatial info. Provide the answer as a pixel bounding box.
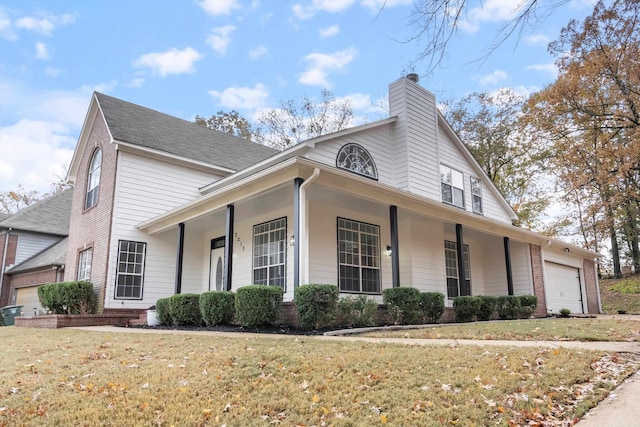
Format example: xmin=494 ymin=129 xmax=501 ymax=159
xmin=75 ymin=325 xmax=640 ymax=425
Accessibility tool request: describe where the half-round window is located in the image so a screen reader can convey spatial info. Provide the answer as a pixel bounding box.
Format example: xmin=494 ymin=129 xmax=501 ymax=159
xmin=336 ymin=143 xmax=378 ymax=179
xmin=85 ymin=148 xmax=102 ymax=210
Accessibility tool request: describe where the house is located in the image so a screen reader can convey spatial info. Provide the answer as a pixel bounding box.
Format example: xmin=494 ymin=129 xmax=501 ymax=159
xmin=63 ymin=75 xmax=601 ymax=320
xmin=0 ymin=189 xmax=72 ymax=314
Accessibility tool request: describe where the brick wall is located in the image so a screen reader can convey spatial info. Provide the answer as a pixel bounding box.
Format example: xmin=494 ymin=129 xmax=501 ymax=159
xmin=65 ymin=113 xmax=118 ymax=313
xmin=583 ymin=259 xmax=600 ymax=314
xmin=0 ymin=233 xmax=19 ymax=306
xmin=529 ymin=244 xmax=548 ymax=317
xmin=9 ymin=269 xmax=59 ymax=288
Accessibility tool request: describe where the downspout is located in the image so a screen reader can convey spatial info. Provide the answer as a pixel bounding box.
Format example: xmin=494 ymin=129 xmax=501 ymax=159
xmin=0 ymin=228 xmax=12 ymax=303
xmin=299 ymin=168 xmax=320 ymax=285
xmin=594 ymin=258 xmax=603 ymax=313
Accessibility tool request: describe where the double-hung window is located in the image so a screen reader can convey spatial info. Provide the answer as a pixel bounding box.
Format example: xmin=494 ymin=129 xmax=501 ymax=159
xmin=471 ymin=177 xmax=483 ymax=214
xmin=253 ymin=218 xmax=287 ymax=288
xmin=77 ymin=248 xmax=93 ymax=282
xmin=338 ymin=218 xmax=380 ymax=293
xmin=440 ymin=165 xmax=465 ymax=208
xmin=115 ymin=240 xmax=146 ymax=299
xmin=444 ymin=241 xmax=471 ymax=299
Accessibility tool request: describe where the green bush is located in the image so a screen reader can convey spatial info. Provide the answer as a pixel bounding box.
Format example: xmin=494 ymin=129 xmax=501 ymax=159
xmin=336 ymin=295 xmax=378 ymax=328
xmin=476 ymin=296 xmax=497 ymax=321
xmin=453 ymin=296 xmax=480 ymax=323
xmin=518 ymin=295 xmax=538 ymax=318
xmin=199 ymin=291 xmax=235 ymax=326
xmin=235 ymin=285 xmax=284 ymax=327
xmin=155 ymin=297 xmax=172 ymax=326
xmin=420 ymin=292 xmax=445 ymax=324
xmin=559 ymin=308 xmax=571 ymax=318
xmin=382 ymin=287 xmax=422 ymax=325
xmin=295 ymin=284 xmax=339 ymax=330
xmin=37 ymin=281 xmax=95 ymax=314
xmin=496 ymin=296 xmax=521 ymax=320
xmin=168 ymin=294 xmax=201 ymax=326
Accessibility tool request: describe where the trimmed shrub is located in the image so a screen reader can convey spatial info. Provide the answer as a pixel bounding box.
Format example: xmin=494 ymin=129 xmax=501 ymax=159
xmin=559 ymin=308 xmax=571 ymax=318
xmin=518 ymin=295 xmax=538 ymax=318
xmin=496 ymin=296 xmax=521 ymax=320
xmin=476 ymin=296 xmax=497 ymax=321
xmin=155 ymin=297 xmax=172 ymax=326
xmin=420 ymin=292 xmax=445 ymax=324
xmin=336 ymin=295 xmax=378 ymax=328
xmin=199 ymin=291 xmax=235 ymax=326
xmin=295 ymin=284 xmax=339 ymax=330
xmin=235 ymin=285 xmax=284 ymax=327
xmin=382 ymin=287 xmax=422 ymax=325
xmin=168 ymin=294 xmax=201 ymax=326
xmin=37 ymin=281 xmax=95 ymax=314
xmin=453 ymin=296 xmax=480 ymax=323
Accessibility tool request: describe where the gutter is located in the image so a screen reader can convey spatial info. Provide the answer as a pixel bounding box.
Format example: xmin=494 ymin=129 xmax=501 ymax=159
xmin=0 ymin=228 xmax=12 ymax=302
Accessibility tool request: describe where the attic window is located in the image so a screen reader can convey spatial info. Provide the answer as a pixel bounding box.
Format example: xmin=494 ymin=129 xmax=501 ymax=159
xmin=336 ymin=144 xmax=378 ymax=179
xmin=85 ymin=148 xmax=102 ymax=210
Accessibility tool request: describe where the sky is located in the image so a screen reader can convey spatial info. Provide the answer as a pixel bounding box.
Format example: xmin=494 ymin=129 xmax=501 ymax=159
xmin=0 ymin=0 xmax=598 ymax=196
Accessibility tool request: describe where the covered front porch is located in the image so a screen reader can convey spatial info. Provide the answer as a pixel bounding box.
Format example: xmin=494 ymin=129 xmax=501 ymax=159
xmin=136 ymin=158 xmax=544 ymax=309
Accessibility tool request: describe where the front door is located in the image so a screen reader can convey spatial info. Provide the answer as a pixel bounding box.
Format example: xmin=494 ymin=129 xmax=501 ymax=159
xmin=209 ymin=237 xmax=225 ymax=291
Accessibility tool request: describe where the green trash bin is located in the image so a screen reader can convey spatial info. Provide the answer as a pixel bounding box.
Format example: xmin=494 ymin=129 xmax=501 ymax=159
xmin=0 ymin=305 xmax=23 ymax=326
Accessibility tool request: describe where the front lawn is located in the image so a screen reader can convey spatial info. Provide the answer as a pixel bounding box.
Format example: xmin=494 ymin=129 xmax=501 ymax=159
xmin=361 ymin=318 xmax=640 ymax=342
xmin=0 ymin=327 xmax=638 ymax=426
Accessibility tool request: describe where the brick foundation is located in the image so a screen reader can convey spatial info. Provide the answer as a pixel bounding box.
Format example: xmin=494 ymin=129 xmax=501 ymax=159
xmin=15 ymin=313 xmax=141 ymax=329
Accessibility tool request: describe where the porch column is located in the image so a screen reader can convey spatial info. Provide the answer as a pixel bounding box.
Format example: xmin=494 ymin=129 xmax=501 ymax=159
xmin=224 ymin=204 xmax=234 ymax=292
xmin=455 ymin=224 xmax=467 ymax=295
xmin=504 ymin=237 xmax=514 ymax=295
xmin=389 ymin=205 xmax=400 ymax=288
xmin=175 ymin=223 xmax=185 ymax=294
xmin=293 ymin=178 xmax=303 ymax=289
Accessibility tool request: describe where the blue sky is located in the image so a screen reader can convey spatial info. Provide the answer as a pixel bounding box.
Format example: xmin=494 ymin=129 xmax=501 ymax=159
xmin=0 ymin=0 xmax=596 ymax=195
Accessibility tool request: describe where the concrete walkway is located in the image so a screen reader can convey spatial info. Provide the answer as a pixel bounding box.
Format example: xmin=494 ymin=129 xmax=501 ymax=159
xmin=74 ymin=325 xmax=640 ymax=425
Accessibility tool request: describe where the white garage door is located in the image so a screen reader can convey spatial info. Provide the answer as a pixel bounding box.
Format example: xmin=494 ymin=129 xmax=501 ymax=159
xmin=544 ymin=262 xmax=583 ymax=314
xmin=15 ymin=286 xmax=44 ymax=316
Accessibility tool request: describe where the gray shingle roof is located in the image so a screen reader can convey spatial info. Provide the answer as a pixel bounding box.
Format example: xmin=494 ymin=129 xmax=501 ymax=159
xmin=7 ymin=237 xmax=67 ymax=274
xmin=95 ymin=92 xmax=279 ymax=171
xmin=0 ymin=189 xmax=72 ymax=235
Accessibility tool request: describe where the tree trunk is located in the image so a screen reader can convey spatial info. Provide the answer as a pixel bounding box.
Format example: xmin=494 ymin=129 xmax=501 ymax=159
xmin=610 ymin=226 xmax=622 ymax=278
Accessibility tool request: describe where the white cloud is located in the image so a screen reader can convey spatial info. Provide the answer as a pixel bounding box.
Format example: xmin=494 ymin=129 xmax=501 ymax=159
xmin=459 ymin=0 xmax=525 ymax=33
xmin=249 ymin=45 xmax=268 ymax=59
xmin=35 ymin=42 xmax=49 ymax=59
xmin=360 ymin=0 xmax=412 ymax=9
xmin=476 ymin=69 xmax=508 ymax=85
xmin=127 ymin=77 xmax=145 ymax=88
xmin=293 ymin=0 xmax=355 ymax=20
xmin=44 ymin=66 xmax=60 ymax=77
xmin=298 ymin=47 xmax=357 ymax=87
xmin=525 ymin=62 xmax=558 ymax=77
xmin=208 ymin=83 xmax=269 ymax=110
xmin=14 ymin=13 xmax=76 ymax=36
xmin=525 ymin=33 xmax=551 ymax=46
xmin=198 ymin=0 xmax=241 ymax=16
xmin=0 ymin=8 xmax=16 ymax=41
xmin=133 ymin=47 xmax=203 ymax=77
xmin=206 ymin=25 xmax=236 ymax=55
xmin=319 ymin=25 xmax=340 ymax=38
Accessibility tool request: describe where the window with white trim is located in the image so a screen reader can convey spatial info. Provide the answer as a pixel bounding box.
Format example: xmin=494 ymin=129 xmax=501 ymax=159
xmin=338 ymin=218 xmax=380 ymax=293
xmin=115 ymin=240 xmax=146 ymax=299
xmin=77 ymin=248 xmax=93 ymax=282
xmin=253 ymin=218 xmax=287 ymax=288
xmin=85 ymin=148 xmax=102 ymax=210
xmin=444 ymin=241 xmax=471 ymax=298
xmin=440 ymin=165 xmax=464 ymax=208
xmin=336 ymin=143 xmax=378 ymax=179
xmin=471 ymin=177 xmax=483 ymax=214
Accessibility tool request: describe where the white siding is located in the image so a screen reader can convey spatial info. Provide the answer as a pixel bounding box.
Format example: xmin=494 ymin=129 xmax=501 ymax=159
xmin=477 ymin=235 xmax=508 ymax=296
xmin=404 ymin=216 xmax=445 ymax=293
xmin=105 ymin=152 xmax=224 ymax=309
xmin=511 ymin=242 xmax=533 ymax=295
xmin=13 ymin=232 xmax=62 ymax=266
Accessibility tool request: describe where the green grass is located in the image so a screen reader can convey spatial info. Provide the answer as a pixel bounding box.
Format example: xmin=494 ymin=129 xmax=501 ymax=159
xmin=362 ymin=318 xmax=640 ymax=341
xmin=0 ymin=327 xmax=637 ymax=426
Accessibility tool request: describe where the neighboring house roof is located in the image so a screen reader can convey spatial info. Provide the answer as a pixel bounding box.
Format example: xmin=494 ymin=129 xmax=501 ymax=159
xmin=0 ymin=189 xmax=72 ymax=236
xmin=6 ymin=237 xmax=67 ymax=274
xmin=94 ymin=92 xmax=279 ymax=171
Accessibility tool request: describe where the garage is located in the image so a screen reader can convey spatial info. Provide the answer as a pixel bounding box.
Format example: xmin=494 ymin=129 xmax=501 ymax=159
xmin=14 ymin=286 xmax=45 ymax=316
xmin=544 ymin=262 xmax=583 ymax=314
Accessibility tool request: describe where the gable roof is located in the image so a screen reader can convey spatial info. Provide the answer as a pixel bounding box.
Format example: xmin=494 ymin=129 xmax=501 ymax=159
xmin=0 ymin=189 xmax=72 ymax=236
xmin=94 ymin=92 xmax=279 ymax=171
xmin=6 ymin=237 xmax=67 ymax=274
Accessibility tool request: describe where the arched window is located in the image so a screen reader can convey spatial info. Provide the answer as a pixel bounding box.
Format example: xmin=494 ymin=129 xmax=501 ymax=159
xmin=85 ymin=148 xmax=102 ymax=209
xmin=336 ymin=143 xmax=378 ymax=179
